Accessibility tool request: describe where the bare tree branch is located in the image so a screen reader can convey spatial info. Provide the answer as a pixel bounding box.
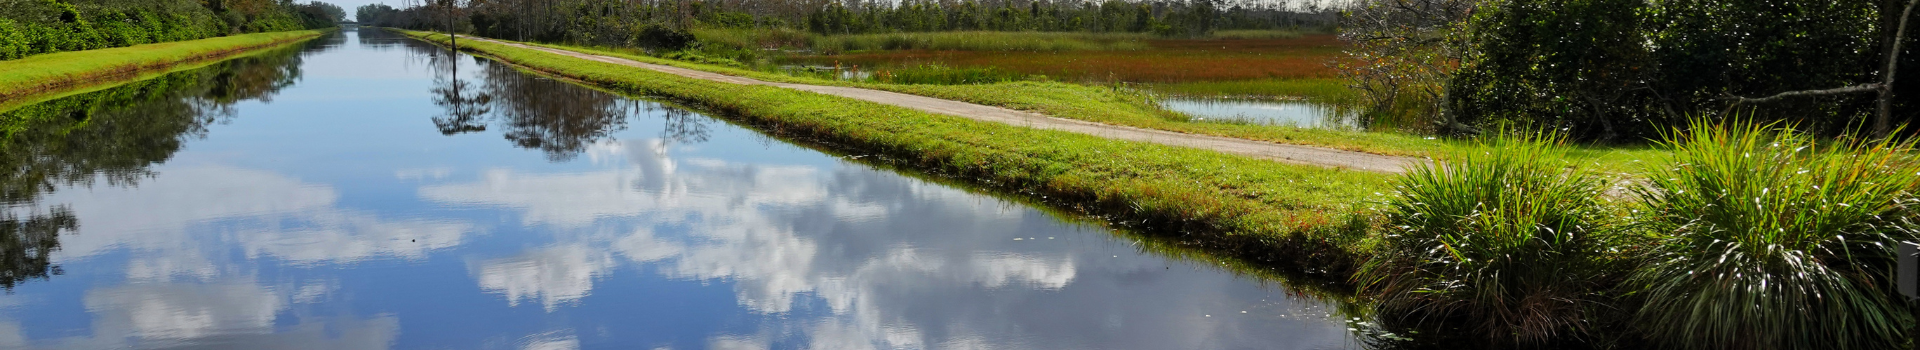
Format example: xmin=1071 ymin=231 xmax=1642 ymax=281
xmin=1720 ymin=84 xmax=1882 ymax=115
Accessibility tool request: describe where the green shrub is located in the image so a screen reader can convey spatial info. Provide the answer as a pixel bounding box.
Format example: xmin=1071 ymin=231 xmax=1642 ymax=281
xmin=0 ymin=20 xmax=26 ymax=59
xmin=1358 ymin=133 xmax=1616 ymax=345
xmin=1627 ymin=121 xmax=1920 ymax=350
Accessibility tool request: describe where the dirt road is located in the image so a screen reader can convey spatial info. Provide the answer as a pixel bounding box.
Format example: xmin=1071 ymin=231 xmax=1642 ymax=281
xmin=467 ymin=37 xmax=1419 ymax=173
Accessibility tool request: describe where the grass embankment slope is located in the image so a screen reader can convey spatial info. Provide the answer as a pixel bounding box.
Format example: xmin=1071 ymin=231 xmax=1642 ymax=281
xmin=0 ymin=30 xmax=327 ymax=109
xmin=402 ymin=30 xmax=1394 ymax=276
xmin=475 ymin=34 xmax=1665 ymax=175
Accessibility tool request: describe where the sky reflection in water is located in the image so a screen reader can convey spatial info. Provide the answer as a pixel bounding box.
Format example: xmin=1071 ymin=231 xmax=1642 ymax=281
xmin=0 ymin=29 xmax=1355 ymax=350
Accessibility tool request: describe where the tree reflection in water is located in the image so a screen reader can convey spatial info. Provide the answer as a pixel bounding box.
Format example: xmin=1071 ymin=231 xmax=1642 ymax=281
xmin=423 ymin=42 xmax=493 ymax=136
xmin=0 ymin=34 xmax=328 ymax=289
xmin=420 ymin=44 xmax=712 ymax=161
xmin=0 ymin=207 xmax=74 ymax=291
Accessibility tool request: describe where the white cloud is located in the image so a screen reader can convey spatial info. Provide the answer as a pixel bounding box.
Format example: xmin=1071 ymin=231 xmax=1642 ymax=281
xmin=82 ymin=281 xmax=284 ymax=341
xmin=473 ymin=244 xmax=616 ymax=311
xmin=23 ymin=163 xmax=476 ymax=272
xmin=521 ymin=331 xmax=580 ymax=350
xmin=238 ymin=213 xmax=472 ymax=265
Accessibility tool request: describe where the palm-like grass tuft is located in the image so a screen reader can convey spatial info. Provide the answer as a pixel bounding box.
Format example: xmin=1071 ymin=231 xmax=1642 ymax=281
xmin=1629 ymin=122 xmax=1920 ymax=350
xmin=1359 ymin=133 xmax=1615 ymax=346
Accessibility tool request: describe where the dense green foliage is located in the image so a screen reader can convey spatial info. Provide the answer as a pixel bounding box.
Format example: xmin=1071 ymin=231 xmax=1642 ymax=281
xmin=1627 ymin=122 xmax=1920 ymax=349
xmin=1447 ymin=0 xmax=1915 ymax=140
xmin=0 ymin=0 xmax=341 ymax=60
xmin=1361 ymin=134 xmax=1616 ymax=346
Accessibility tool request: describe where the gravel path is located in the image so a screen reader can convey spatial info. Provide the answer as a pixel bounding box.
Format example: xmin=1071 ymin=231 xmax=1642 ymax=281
xmin=469 ymin=37 xmax=1419 ymax=173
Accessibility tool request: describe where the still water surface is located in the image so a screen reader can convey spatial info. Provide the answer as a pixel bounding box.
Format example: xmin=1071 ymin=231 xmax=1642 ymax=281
xmin=0 ymin=29 xmax=1360 ymax=349
xmin=1158 ymin=99 xmax=1361 ymax=130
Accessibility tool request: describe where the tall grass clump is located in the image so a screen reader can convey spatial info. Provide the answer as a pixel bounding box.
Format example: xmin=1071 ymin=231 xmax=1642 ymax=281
xmin=1358 ymin=133 xmax=1616 ymax=346
xmin=1627 ymin=122 xmax=1920 ymax=350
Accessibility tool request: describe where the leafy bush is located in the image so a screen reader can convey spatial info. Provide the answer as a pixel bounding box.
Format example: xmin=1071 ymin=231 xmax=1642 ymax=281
xmin=1358 ymin=133 xmax=1617 ymax=346
xmin=1627 ymin=121 xmax=1920 ymax=350
xmin=1446 ymin=0 xmax=1896 ymax=140
xmin=630 ymin=23 xmax=694 ymax=52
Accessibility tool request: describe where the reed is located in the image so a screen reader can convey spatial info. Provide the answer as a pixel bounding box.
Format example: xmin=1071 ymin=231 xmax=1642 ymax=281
xmin=1626 ymin=121 xmax=1920 ymax=350
xmin=1358 ymin=132 xmax=1617 ymax=346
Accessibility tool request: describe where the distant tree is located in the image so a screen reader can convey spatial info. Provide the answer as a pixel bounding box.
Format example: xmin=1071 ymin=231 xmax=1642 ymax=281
xmin=1335 ymin=0 xmax=1477 ymax=134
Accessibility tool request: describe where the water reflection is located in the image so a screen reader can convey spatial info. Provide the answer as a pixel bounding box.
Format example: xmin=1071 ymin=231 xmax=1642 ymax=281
xmin=0 ymin=207 xmax=72 ymax=290
xmin=1160 ymin=98 xmax=1362 ymax=130
xmin=426 ymin=46 xmax=493 ymax=136
xmin=0 ymin=34 xmax=332 ymax=290
xmin=417 ymin=47 xmax=675 ymax=161
xmin=0 ymin=29 xmax=1361 ymax=349
xmin=0 ymin=43 xmax=306 ymax=202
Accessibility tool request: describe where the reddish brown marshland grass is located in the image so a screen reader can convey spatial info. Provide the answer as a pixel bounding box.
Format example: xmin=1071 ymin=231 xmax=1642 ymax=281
xmin=790 ymin=34 xmax=1344 ymax=83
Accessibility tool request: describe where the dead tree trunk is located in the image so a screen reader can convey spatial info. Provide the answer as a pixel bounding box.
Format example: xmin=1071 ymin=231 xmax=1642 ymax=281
xmin=1876 ymin=0 xmax=1918 ymax=137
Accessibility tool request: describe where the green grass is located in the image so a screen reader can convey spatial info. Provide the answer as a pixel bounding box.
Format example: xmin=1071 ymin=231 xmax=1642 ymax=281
xmin=1359 ymin=133 xmax=1620 ymax=346
xmin=871 ymin=63 xmax=1030 ymax=85
xmin=1144 ymin=78 xmax=1361 ymax=102
xmin=0 ymin=30 xmax=327 ymax=107
xmin=402 ymin=29 xmax=1394 ymax=279
xmin=1626 ymin=122 xmax=1920 ymax=350
xmin=457 ymin=33 xmax=1673 ymax=178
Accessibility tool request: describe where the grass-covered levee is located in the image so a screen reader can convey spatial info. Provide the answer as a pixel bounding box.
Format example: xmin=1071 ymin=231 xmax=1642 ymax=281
xmin=0 ymin=0 xmax=343 ymax=60
xmin=1360 ymin=122 xmax=1920 ymax=349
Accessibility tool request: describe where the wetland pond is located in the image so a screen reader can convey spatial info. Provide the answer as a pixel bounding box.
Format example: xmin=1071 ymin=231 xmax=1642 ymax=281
xmin=1157 ymin=98 xmax=1362 ymax=130
xmin=0 ymin=29 xmax=1369 ymax=349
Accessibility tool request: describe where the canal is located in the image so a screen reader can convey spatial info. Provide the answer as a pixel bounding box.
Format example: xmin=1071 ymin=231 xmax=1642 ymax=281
xmin=0 ymin=29 xmax=1364 ymax=349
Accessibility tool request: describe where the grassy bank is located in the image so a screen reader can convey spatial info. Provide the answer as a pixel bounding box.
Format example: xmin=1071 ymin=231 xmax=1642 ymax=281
xmin=468 ymin=33 xmax=1670 ymax=174
xmin=0 ymin=30 xmax=327 ymax=108
xmin=402 ymin=29 xmax=1395 ymax=279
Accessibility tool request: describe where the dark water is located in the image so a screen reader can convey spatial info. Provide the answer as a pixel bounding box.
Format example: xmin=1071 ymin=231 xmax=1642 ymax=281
xmin=0 ymin=29 xmax=1362 ymax=350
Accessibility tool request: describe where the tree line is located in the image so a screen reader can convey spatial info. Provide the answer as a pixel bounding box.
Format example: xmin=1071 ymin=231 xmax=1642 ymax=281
xmin=1343 ymin=0 xmax=1918 ymax=141
xmin=0 ymin=0 xmax=347 ymax=60
xmin=357 ymin=0 xmax=1333 ymax=50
